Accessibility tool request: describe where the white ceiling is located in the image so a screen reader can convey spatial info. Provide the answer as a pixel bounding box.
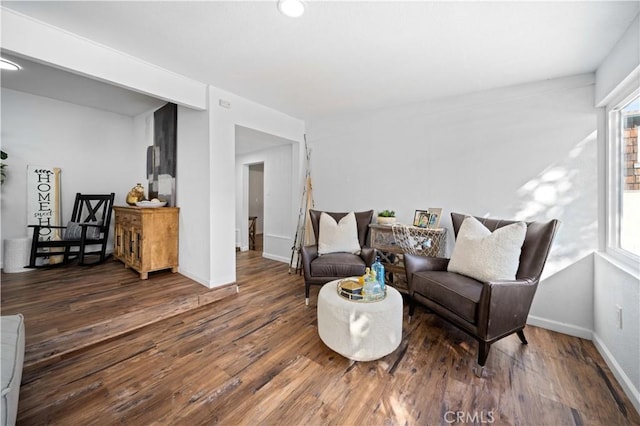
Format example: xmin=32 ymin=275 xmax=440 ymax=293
xmin=235 ymin=125 xmax=294 ymax=154
xmin=0 ymin=53 xmax=167 ymax=116
xmin=1 ymin=1 xmax=639 ymax=122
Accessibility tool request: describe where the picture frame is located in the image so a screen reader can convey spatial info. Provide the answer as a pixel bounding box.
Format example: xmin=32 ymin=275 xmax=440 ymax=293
xmin=426 ymin=208 xmax=443 ymax=228
xmin=413 ymin=210 xmax=431 ymax=228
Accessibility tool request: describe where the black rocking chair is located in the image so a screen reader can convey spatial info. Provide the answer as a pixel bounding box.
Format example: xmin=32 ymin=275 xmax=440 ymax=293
xmin=27 ymin=193 xmax=115 ymax=267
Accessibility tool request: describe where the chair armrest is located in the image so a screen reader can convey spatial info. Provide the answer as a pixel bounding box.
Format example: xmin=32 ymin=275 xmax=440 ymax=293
xmin=403 ymin=254 xmax=450 ymax=294
xmin=403 ymin=253 xmax=449 ymax=275
xmin=360 ymin=246 xmax=376 ymax=266
xmin=301 ymin=245 xmax=318 ymax=281
xmin=486 ymin=277 xmax=536 ymax=287
xmin=78 ymin=223 xmax=101 ymax=228
xmin=478 ymin=278 xmax=538 ymax=340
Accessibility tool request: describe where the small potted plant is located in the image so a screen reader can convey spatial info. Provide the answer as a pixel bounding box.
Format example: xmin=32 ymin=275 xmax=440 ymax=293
xmin=377 ymin=209 xmax=396 ymax=225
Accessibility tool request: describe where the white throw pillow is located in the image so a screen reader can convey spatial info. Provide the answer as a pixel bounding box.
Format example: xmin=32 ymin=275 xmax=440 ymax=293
xmin=318 ymin=212 xmax=361 ymax=255
xmin=447 ymin=216 xmax=527 ymax=282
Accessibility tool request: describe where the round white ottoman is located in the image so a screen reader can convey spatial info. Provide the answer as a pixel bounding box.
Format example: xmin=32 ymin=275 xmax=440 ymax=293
xmin=317 ymin=280 xmax=403 ymax=361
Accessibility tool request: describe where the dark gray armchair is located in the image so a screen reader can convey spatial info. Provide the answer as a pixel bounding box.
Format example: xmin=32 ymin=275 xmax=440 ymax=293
xmin=301 ymin=210 xmax=375 ymax=305
xmin=404 ymin=212 xmax=559 ymax=376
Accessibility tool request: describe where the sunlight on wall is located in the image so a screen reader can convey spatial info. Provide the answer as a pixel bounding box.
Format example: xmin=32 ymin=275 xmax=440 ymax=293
xmin=512 ymin=131 xmax=598 ymax=278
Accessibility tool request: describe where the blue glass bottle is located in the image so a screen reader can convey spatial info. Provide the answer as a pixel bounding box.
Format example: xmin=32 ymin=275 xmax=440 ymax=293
xmin=372 ymin=255 xmax=385 ymax=292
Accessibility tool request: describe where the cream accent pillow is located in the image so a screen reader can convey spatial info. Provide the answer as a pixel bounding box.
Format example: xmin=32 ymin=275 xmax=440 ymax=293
xmin=447 ymin=216 xmax=527 ymax=282
xmin=318 ymin=212 xmax=361 ymax=255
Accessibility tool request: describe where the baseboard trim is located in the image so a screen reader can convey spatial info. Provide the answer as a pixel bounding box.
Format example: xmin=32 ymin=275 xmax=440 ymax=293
xmin=177 ymin=268 xmax=210 ymax=288
xmin=527 ymin=315 xmax=639 ymax=416
xmin=592 ymin=332 xmax=640 ymax=415
xmin=262 ymin=252 xmax=289 ymax=263
xmin=527 ymin=315 xmax=593 ymax=340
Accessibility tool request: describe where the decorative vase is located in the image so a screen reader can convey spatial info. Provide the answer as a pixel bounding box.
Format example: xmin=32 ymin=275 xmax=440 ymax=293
xmin=126 ymin=183 xmax=145 ymax=205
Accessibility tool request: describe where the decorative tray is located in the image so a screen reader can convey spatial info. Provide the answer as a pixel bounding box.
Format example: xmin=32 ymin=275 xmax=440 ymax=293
xmin=337 ymin=278 xmax=386 ymax=303
xmin=135 ymin=200 xmax=167 ymax=208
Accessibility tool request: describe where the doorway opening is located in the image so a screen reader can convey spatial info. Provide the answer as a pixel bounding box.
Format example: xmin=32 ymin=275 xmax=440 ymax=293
xmin=235 ymin=125 xmax=298 ymax=260
xmin=248 ymin=163 xmax=264 ymax=252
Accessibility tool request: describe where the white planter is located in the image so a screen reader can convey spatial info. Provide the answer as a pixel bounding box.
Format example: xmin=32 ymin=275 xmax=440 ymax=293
xmin=377 ymin=216 xmax=396 ymax=225
xmin=3 ymin=238 xmax=34 ymax=273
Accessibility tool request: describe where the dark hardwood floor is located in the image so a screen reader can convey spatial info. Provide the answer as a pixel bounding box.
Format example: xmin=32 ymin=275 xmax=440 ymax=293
xmin=1 ymin=251 xmax=638 ymax=425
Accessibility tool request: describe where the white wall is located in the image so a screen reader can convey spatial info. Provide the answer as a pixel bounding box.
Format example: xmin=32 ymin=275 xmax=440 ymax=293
xmin=0 ymin=88 xmax=142 ymax=264
xmin=593 ymin=253 xmax=640 ymax=414
xmin=593 ymin=12 xmax=640 ymax=413
xmin=307 ymin=73 xmax=599 ymax=333
xmin=176 ymin=106 xmax=211 ymax=286
xmin=236 ymin=144 xmax=294 ymax=261
xmin=209 ymin=86 xmax=305 ymax=286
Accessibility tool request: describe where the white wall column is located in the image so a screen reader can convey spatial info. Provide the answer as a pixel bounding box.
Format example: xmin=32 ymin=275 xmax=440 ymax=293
xmin=208 ymin=86 xmax=305 ymax=286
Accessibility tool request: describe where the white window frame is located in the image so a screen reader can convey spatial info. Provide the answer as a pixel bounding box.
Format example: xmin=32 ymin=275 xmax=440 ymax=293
xmin=606 ymin=86 xmax=640 ymax=268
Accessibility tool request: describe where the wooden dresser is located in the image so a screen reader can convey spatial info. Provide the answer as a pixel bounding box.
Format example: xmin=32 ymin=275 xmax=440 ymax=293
xmin=113 ymin=206 xmax=179 ymax=279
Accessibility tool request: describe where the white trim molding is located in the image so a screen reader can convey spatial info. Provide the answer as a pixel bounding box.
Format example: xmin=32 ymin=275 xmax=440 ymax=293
xmin=593 ymin=332 xmax=640 ymax=415
xmin=527 ymin=315 xmax=593 ymax=340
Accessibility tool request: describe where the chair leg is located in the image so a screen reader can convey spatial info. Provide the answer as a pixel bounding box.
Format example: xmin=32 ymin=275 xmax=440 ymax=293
xmin=474 ymin=341 xmax=491 ymax=377
xmin=78 ymin=241 xmax=87 ymax=265
xmin=28 ymin=235 xmax=38 ymax=267
xmin=408 ymin=297 xmax=416 ymax=323
xmin=100 ymin=242 xmax=108 ymax=262
xmin=516 ymin=329 xmax=528 ymax=345
xmin=305 ymin=283 xmax=310 ymax=306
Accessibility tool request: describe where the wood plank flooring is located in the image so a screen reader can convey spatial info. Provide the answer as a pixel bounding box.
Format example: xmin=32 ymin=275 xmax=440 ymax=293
xmin=1 ymin=251 xmax=638 ymax=425
xmin=1 ymin=259 xmax=236 ymax=370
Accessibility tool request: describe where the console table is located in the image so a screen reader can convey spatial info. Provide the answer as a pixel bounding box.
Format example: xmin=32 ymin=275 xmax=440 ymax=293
xmin=369 ymin=223 xmax=446 ymax=293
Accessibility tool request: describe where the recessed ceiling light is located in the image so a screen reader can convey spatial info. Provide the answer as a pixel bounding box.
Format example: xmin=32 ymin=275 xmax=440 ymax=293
xmin=0 ymin=58 xmax=22 ymax=71
xmin=278 ymin=0 xmax=305 ymax=18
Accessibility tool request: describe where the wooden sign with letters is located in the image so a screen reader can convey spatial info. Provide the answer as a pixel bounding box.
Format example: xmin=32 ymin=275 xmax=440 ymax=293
xmin=27 ymin=165 xmax=61 ymax=241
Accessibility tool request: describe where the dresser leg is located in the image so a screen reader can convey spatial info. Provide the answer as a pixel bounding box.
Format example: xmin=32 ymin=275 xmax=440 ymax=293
xmin=171 ymin=267 xmax=178 ymax=273
xmin=140 ymin=272 xmax=149 ymax=280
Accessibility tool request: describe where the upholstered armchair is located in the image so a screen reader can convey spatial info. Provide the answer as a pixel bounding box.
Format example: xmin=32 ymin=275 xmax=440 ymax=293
xmin=301 ymin=210 xmax=375 ymax=305
xmin=404 ymin=212 xmax=559 ymax=376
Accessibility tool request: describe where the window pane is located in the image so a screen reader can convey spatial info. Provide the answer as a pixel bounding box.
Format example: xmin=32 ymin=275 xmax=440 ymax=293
xmin=620 ymin=94 xmax=640 ymax=257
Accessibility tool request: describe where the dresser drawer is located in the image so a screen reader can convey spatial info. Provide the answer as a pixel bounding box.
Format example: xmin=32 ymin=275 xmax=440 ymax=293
xmin=116 ymin=211 xmax=140 ymax=227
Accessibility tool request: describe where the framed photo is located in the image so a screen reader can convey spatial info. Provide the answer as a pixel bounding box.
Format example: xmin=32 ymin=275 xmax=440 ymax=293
xmin=427 ymin=208 xmax=442 ymax=228
xmin=413 ymin=210 xmax=431 ymax=228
